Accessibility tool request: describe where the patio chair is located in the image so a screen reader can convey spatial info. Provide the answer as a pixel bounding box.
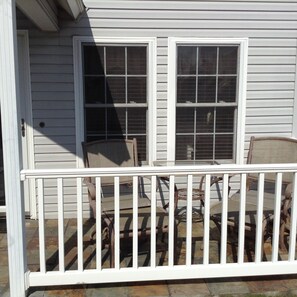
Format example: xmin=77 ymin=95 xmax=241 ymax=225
xmin=82 ymin=138 xmax=171 ymax=267
xmin=210 ymin=136 xmax=297 ymax=251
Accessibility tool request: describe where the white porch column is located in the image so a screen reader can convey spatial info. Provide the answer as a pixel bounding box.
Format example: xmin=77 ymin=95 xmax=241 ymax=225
xmin=0 ymin=1 xmax=27 ymax=296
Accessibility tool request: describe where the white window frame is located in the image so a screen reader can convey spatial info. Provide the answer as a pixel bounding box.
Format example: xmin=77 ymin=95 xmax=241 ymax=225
xmin=167 ymin=38 xmax=248 ymax=164
xmin=74 ymin=37 xmax=157 ymax=167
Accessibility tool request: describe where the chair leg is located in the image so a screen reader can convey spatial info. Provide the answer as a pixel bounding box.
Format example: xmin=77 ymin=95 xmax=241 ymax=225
xmin=109 ymin=226 xmax=115 ymax=268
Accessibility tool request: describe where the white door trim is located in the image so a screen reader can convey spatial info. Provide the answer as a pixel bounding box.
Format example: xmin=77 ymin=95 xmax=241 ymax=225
xmin=17 ymin=30 xmax=36 ymax=218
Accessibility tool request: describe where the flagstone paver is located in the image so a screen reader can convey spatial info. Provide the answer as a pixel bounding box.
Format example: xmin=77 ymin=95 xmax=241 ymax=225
xmin=2 ymin=218 xmax=297 ymax=296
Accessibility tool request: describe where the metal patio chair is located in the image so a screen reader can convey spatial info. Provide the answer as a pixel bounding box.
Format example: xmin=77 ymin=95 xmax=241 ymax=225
xmin=82 ymin=138 xmax=171 ymax=267
xmin=210 ymin=136 xmax=297 ymax=251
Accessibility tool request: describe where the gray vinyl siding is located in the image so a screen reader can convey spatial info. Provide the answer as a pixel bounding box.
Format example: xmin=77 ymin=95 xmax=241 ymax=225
xmin=17 ymin=0 xmax=297 ymax=218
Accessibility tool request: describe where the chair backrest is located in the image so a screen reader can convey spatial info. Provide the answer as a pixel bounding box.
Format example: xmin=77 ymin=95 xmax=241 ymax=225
xmin=247 ymin=136 xmax=297 ymax=184
xmin=82 ymin=138 xmax=138 ymax=186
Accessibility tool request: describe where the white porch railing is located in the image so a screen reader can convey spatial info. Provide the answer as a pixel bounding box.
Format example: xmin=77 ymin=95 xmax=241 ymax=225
xmin=20 ymin=164 xmax=297 ymax=288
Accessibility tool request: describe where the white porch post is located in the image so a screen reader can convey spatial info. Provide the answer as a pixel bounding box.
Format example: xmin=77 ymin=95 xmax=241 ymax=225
xmin=0 ymin=1 xmax=27 ymax=296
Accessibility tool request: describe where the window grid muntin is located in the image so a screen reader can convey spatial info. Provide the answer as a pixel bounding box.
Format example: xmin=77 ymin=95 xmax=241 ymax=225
xmin=83 ymin=44 xmax=148 ymax=162
xmin=176 ymin=45 xmax=238 ymax=162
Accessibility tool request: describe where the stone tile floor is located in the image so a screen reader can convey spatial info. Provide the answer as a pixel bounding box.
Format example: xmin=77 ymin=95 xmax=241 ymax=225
xmin=1 ymin=217 xmax=297 ymax=296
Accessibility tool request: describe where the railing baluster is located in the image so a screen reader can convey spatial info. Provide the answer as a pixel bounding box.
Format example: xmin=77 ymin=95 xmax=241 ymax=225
xmin=272 ymin=173 xmax=282 ymax=262
xmin=168 ymin=175 xmax=175 ymax=267
xmin=238 ymin=173 xmax=247 ymax=264
xmin=114 ymin=176 xmax=120 ymax=269
xmin=150 ymin=175 xmax=157 ymax=268
xmin=77 ymin=177 xmax=83 ymax=271
xmin=289 ymin=173 xmax=297 ymax=261
xmin=57 ymin=178 xmax=65 ymax=272
xmin=95 ymin=177 xmax=102 ymax=270
xmin=203 ymin=175 xmax=211 ymax=265
xmin=220 ymin=174 xmax=229 ymax=264
xmin=133 ymin=176 xmax=138 ymax=269
xmin=255 ymin=173 xmax=265 ymax=263
xmin=37 ymin=178 xmax=46 ymax=273
xmin=186 ymin=174 xmax=193 ymax=266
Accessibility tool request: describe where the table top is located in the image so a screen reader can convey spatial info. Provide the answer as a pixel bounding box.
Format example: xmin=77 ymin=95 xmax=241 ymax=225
xmin=153 ymin=160 xmax=220 ymax=166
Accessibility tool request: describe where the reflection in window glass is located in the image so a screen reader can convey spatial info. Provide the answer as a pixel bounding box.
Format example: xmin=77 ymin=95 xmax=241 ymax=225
xmin=177 ymin=77 xmax=196 ymax=103
xmin=83 ymin=44 xmax=148 ymax=162
xmin=177 ymin=46 xmax=196 ymax=75
xmin=176 ymin=45 xmax=238 ymax=161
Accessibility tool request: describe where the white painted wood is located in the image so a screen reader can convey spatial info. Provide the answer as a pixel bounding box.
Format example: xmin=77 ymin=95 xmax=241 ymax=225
xmin=38 ymin=179 xmax=46 ymax=273
xmin=255 ymin=173 xmax=265 ymax=263
xmin=95 ymin=177 xmax=102 ymax=270
xmin=27 ymin=261 xmax=297 ymax=286
xmin=18 ymin=30 xmax=35 ymax=217
xmin=16 ymin=0 xmax=59 ymax=31
xmin=20 ymin=164 xmax=297 ymax=287
xmin=77 ymin=178 xmax=83 ymax=272
xmin=288 ymin=173 xmax=297 ymax=261
xmin=57 ymin=0 xmax=84 ymax=19
xmin=186 ymin=175 xmax=193 ymax=266
xmin=0 ymin=1 xmax=27 ymax=295
xmin=271 ymin=173 xmax=282 ymax=262
xmin=238 ymin=174 xmax=247 ymax=264
xmin=114 ymin=176 xmax=120 ymax=269
xmin=57 ymin=178 xmax=65 ymax=272
xmin=150 ymin=175 xmax=157 ymax=268
xmin=220 ymin=174 xmax=229 ymax=264
xmin=133 ymin=176 xmax=138 ymax=268
xmin=168 ymin=176 xmax=175 ymax=267
xmin=203 ymin=175 xmax=211 ymax=265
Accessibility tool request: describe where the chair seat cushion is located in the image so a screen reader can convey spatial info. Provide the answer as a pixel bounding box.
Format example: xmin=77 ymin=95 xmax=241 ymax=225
xmin=210 ymin=190 xmax=285 ymax=226
xmin=103 ymin=206 xmax=169 ymax=236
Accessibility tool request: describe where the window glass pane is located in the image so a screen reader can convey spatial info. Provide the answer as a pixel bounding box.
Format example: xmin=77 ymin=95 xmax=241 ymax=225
xmin=128 ymin=108 xmax=146 ymax=134
xmin=83 ymin=46 xmax=104 ymax=75
xmin=85 ymin=108 xmax=105 ymax=134
xmin=218 ymin=47 xmax=238 ymax=75
xmin=196 ymin=135 xmax=213 ymax=160
xmin=218 ymin=77 xmax=237 ymax=102
xmin=196 ymin=107 xmax=214 ymax=133
xmin=107 ymin=108 xmax=125 ymax=135
xmin=198 ymin=77 xmax=216 ymax=103
xmin=106 ymin=47 xmax=125 ymax=74
xmin=176 ymin=135 xmax=195 ymax=160
xmin=177 ymin=77 xmax=196 ymax=103
xmin=106 ymin=77 xmax=126 ymax=103
xmin=215 ymin=134 xmax=234 ymax=159
xmin=176 ymin=108 xmax=194 ymax=133
xmin=177 ymin=46 xmax=196 ymax=75
xmin=84 ymin=77 xmax=105 ymax=104
xmin=127 ymin=47 xmax=147 ymax=75
xmin=127 ymin=77 xmax=146 ymax=103
xmin=198 ymin=47 xmax=217 ymax=75
xmin=216 ymin=107 xmax=234 ymax=133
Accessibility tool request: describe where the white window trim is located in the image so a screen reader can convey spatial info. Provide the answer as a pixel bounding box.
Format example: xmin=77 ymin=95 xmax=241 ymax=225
xmin=167 ymin=38 xmax=248 ymax=164
xmin=73 ymin=36 xmax=157 ymax=167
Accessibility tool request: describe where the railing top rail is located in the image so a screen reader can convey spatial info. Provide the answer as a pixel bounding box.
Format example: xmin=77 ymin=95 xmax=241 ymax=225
xmin=20 ymin=163 xmax=297 ymax=180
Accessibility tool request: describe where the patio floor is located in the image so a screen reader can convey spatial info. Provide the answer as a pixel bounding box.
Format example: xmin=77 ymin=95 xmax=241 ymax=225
xmin=1 ymin=216 xmax=297 ymax=296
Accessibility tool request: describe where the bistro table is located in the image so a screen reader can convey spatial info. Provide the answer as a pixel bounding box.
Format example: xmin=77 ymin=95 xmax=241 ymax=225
xmin=153 ymin=160 xmax=220 ymax=222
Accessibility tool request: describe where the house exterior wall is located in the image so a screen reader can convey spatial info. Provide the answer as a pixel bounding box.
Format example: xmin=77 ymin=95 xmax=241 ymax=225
xmin=17 ymin=0 xmax=297 ymax=218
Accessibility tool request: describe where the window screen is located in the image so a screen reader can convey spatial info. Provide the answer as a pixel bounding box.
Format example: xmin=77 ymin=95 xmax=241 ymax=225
xmin=83 ymin=45 xmax=148 ymax=162
xmin=176 ymin=46 xmax=238 ymax=161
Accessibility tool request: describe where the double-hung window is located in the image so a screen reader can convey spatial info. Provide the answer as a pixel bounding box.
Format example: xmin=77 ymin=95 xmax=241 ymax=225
xmin=168 ymin=39 xmax=248 ymax=163
xmin=81 ymin=40 xmax=155 ymax=164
